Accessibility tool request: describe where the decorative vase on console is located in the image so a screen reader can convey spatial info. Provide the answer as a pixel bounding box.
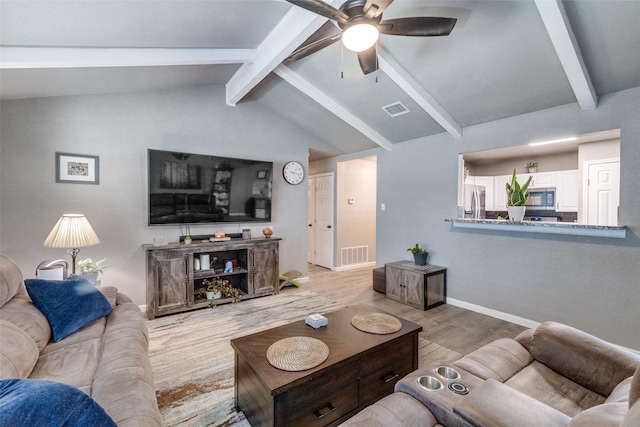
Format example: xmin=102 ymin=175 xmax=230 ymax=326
xmin=263 ymin=226 xmax=274 ymax=238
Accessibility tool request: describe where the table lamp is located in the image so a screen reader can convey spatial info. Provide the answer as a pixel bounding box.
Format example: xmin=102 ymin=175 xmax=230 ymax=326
xmin=43 ymin=214 xmax=100 ymax=274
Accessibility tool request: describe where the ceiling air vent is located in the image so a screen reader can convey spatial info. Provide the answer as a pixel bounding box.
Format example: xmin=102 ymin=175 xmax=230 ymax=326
xmin=382 ymin=102 xmax=410 ymax=117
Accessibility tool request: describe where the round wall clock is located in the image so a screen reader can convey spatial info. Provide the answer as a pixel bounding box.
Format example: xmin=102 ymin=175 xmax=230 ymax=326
xmin=283 ymin=161 xmax=304 ymax=185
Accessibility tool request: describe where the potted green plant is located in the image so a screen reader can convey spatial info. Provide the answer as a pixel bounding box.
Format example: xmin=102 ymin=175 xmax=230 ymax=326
xmin=407 ymin=243 xmax=429 ymax=266
xmin=527 ymin=162 xmax=538 ymax=173
xmin=195 ymin=278 xmax=241 ymax=304
xmin=505 ymin=168 xmax=532 ymax=222
xmin=76 ymin=258 xmax=110 ymax=285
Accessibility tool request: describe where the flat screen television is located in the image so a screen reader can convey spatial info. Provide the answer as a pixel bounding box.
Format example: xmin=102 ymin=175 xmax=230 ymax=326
xmin=148 ymin=149 xmax=273 ymax=225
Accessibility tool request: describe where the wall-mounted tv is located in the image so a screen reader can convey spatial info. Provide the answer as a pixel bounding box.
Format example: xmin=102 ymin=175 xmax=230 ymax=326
xmin=148 ymin=149 xmax=273 ymax=225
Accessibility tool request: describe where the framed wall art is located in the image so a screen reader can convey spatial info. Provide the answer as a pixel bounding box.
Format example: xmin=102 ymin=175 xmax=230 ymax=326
xmin=55 ymin=152 xmax=100 ymax=185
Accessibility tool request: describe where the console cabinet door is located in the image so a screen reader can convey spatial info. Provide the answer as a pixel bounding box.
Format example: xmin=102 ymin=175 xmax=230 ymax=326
xmin=251 ymin=244 xmax=278 ymax=295
xmin=385 ymin=265 xmax=403 ymax=303
xmin=150 ymin=251 xmax=189 ymax=314
xmin=403 ymin=270 xmax=424 ymax=309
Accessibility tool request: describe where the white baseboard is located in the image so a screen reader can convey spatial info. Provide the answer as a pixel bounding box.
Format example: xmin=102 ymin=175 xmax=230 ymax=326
xmin=333 ymin=261 xmax=376 ymax=272
xmin=447 ymin=298 xmax=541 ymax=329
xmin=139 ymin=304 xmax=146 ymax=313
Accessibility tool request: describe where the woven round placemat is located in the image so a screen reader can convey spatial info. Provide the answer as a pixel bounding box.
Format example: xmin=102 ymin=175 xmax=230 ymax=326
xmin=266 ymin=336 xmax=329 ymax=372
xmin=351 ymin=312 xmax=402 ymax=334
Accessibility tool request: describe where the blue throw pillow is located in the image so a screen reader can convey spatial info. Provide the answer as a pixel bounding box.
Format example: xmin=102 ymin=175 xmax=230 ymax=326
xmin=24 ymin=274 xmax=112 ymax=342
xmin=0 ymin=378 xmax=116 ymax=427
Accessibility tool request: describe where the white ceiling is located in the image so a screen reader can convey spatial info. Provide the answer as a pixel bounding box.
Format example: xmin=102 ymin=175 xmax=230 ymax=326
xmin=2 ymin=0 xmax=639 ymax=161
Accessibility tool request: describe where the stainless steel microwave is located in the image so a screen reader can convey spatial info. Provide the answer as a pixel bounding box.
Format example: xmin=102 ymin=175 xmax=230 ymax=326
xmin=526 ymin=187 xmax=556 ymax=210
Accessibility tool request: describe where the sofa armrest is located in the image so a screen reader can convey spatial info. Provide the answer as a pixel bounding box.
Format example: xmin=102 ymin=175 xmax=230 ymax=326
xmin=530 ymin=322 xmax=640 ymax=396
xmin=116 ymin=292 xmax=133 ymax=305
xmin=453 ymin=379 xmax=571 ymax=427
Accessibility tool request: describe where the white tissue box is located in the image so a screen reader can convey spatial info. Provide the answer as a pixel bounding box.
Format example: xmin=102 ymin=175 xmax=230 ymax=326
xmin=305 ymin=313 xmax=328 ymax=329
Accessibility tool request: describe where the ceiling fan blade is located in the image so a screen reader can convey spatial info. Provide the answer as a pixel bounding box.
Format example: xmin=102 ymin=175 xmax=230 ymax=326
xmin=288 ymin=33 xmax=343 ymax=60
xmin=285 ymin=0 xmax=349 ymax=24
xmin=378 ymin=17 xmax=457 ymax=36
xmin=363 ymin=0 xmax=394 ymax=19
xmin=357 ymin=46 xmax=378 ymax=75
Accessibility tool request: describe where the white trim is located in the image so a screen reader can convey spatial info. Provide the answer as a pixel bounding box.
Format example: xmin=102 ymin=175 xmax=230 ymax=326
xmin=1 ymin=47 xmax=255 ymax=69
xmin=377 ymin=47 xmax=462 ymax=137
xmin=139 ymin=304 xmax=146 ymax=314
xmin=274 ymin=64 xmax=393 ymax=151
xmin=333 ymin=261 xmax=376 ymax=272
xmin=534 ymin=0 xmax=597 ymax=110
xmin=447 ymin=298 xmax=540 ymax=329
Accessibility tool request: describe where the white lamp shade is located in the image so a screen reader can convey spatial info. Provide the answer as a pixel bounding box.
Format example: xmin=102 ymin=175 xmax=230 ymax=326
xmin=43 ymin=214 xmax=100 ymax=248
xmin=342 ymin=23 xmax=379 ymax=52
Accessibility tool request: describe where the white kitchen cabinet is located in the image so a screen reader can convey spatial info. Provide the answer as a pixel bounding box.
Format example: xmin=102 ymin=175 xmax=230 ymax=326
xmin=556 ymin=170 xmax=579 ymax=212
xmin=529 ymin=172 xmax=555 ymax=189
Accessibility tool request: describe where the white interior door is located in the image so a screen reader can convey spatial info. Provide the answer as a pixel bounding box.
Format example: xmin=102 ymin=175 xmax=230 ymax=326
xmin=586 ymin=160 xmax=620 ymax=226
xmin=314 ymin=173 xmax=334 ymax=269
xmin=307 ymin=176 xmax=315 ymax=264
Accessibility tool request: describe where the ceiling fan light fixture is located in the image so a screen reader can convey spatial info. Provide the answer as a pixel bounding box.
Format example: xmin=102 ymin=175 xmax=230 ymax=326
xmin=342 ymin=23 xmax=379 ymax=52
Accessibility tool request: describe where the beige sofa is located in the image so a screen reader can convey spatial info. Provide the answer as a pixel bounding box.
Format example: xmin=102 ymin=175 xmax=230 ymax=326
xmin=341 ymin=321 xmax=640 ymax=427
xmin=0 ymin=254 xmax=161 ymax=426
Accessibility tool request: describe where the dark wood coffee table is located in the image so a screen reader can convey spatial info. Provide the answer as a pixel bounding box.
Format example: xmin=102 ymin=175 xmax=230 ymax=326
xmin=231 ymin=304 xmax=422 ymax=427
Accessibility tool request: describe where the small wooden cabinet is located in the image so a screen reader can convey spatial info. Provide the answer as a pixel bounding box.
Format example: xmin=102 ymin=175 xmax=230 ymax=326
xmin=385 ymin=261 xmax=446 ymax=310
xmin=144 ymin=238 xmax=280 ymax=319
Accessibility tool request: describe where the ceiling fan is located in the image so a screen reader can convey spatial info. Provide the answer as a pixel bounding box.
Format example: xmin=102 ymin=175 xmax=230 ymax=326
xmin=285 ymin=0 xmax=457 ymax=75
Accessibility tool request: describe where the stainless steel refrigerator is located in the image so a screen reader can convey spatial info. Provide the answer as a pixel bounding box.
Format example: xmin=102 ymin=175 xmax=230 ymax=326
xmin=464 ymin=184 xmax=486 ymax=219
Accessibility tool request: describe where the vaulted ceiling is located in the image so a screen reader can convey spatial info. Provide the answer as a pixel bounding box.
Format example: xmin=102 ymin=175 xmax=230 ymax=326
xmin=2 ymin=0 xmax=639 ymax=160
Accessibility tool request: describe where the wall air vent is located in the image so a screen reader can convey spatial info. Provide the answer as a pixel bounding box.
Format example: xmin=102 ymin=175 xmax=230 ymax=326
xmin=382 ymin=102 xmax=410 ymax=117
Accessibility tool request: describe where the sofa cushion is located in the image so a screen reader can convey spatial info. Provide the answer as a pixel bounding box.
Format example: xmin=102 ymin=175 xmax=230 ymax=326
xmin=0 ymin=319 xmax=39 ymax=379
xmin=0 ymin=295 xmax=51 ymax=351
xmin=338 ymin=392 xmax=438 ymax=427
xmin=606 ymin=376 xmax=634 ymax=404
xmin=452 ymin=338 xmax=533 ymax=382
xmin=0 ymin=255 xmax=25 ymax=307
xmin=505 ymin=361 xmax=606 ymax=417
xmin=567 ymin=402 xmax=628 ymax=427
xmin=24 ymin=274 xmax=112 ymax=342
xmin=0 ymin=378 xmax=116 ymax=427
xmin=530 ymin=322 xmax=640 ymax=397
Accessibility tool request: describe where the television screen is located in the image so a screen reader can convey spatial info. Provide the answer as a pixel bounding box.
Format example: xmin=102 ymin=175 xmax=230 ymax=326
xmin=148 ymin=149 xmax=273 ymax=225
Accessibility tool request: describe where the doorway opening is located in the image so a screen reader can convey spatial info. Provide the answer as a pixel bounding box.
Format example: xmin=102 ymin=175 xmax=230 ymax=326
xmin=308 ymin=155 xmax=377 ymax=271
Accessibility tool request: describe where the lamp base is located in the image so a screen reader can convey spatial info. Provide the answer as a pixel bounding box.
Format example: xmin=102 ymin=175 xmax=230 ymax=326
xmin=67 ymin=248 xmax=80 ymax=274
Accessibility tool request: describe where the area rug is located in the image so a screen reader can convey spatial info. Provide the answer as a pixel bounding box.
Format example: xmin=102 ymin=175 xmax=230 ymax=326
xmin=147 ymin=289 xmax=344 ymax=426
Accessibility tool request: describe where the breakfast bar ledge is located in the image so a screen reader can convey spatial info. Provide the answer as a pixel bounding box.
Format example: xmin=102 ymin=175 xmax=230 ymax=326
xmin=446 ymin=218 xmax=627 ymax=238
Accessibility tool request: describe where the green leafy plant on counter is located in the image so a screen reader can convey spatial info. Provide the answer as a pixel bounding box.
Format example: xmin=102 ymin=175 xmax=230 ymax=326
xmin=407 ymin=243 xmax=429 ymax=255
xmin=506 ymin=168 xmax=532 ymax=206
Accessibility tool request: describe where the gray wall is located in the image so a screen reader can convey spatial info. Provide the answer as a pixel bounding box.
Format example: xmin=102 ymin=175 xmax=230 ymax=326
xmin=376 ymin=87 xmax=640 ymax=349
xmin=0 ymin=86 xmax=317 ymax=305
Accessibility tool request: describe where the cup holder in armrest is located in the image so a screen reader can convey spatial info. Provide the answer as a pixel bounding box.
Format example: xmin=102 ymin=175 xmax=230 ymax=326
xmin=435 ymin=366 xmax=460 ymax=380
xmin=418 ymin=376 xmax=443 ymax=391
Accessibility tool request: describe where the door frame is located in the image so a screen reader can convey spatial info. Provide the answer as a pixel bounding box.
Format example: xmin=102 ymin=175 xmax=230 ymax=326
xmin=309 ymin=172 xmax=334 ymax=269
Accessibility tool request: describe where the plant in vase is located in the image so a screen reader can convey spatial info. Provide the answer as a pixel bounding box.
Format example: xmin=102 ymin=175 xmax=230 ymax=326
xmin=76 ymin=258 xmax=110 ymax=285
xmin=195 ymin=278 xmax=241 ymax=305
xmin=526 ymin=162 xmax=538 ymax=173
xmin=407 ymin=244 xmax=429 ymax=266
xmin=505 ymin=168 xmax=532 ymax=222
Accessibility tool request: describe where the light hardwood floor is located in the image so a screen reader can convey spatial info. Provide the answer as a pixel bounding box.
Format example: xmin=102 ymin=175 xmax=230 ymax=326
xmin=288 ymin=264 xmax=527 ymax=365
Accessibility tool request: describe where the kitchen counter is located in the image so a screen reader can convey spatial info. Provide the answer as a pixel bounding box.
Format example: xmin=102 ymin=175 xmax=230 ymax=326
xmin=446 ymin=218 xmax=627 ymax=238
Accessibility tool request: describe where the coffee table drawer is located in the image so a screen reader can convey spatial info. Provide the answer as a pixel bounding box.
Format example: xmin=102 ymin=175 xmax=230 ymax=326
xmin=360 ymin=351 xmax=415 ymax=404
xmin=361 ymin=334 xmax=414 ymax=374
xmin=275 ymin=364 xmax=359 ymax=427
